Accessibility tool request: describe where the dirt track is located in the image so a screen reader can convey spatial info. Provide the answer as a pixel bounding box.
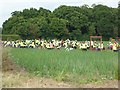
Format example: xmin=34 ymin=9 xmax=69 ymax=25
xmin=2 ymin=71 xmax=118 ymax=88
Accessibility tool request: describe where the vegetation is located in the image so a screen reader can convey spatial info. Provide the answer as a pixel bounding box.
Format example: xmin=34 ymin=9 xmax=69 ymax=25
xmin=10 ymin=48 xmax=118 ymax=84
xmin=1 ymin=34 xmax=21 ymax=41
xmin=0 ymin=27 xmax=2 ymax=35
xmin=2 ymin=4 xmax=118 ymax=40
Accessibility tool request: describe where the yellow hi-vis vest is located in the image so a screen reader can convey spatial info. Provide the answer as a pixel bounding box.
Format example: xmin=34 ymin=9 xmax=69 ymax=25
xmin=113 ymin=44 xmax=117 ymax=50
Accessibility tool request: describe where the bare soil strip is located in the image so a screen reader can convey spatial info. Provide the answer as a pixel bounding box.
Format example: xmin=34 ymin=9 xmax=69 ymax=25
xmin=2 ymin=71 xmax=118 ymax=88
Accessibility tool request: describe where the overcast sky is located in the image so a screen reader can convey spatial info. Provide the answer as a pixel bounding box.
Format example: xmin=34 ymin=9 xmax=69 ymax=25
xmin=0 ymin=0 xmax=119 ymax=27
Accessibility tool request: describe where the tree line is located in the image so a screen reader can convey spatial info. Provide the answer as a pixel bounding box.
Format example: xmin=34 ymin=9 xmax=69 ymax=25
xmin=2 ymin=4 xmax=119 ymax=40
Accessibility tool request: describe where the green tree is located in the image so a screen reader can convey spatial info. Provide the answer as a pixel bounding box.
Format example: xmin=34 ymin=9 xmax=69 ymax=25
xmin=2 ymin=5 xmax=118 ymax=40
xmin=92 ymin=4 xmax=117 ymax=40
xmin=49 ymin=18 xmax=69 ymax=39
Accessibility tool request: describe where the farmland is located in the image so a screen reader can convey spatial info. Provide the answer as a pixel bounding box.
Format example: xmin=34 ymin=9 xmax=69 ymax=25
xmin=8 ymin=48 xmax=118 ymax=84
xmin=1 ymin=2 xmax=119 ymax=88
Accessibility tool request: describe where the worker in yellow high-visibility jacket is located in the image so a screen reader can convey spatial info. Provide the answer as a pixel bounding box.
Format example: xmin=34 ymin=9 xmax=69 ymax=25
xmin=113 ymin=42 xmax=117 ymax=52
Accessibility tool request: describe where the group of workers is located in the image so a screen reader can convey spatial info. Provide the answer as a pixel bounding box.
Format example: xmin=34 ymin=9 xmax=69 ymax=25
xmin=1 ymin=39 xmax=120 ymax=52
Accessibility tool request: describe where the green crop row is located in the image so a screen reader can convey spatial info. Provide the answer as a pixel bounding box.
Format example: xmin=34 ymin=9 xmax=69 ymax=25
xmin=10 ymin=48 xmax=118 ymax=84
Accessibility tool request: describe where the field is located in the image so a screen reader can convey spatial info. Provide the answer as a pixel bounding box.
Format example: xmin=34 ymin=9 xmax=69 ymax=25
xmin=8 ymin=48 xmax=118 ymax=85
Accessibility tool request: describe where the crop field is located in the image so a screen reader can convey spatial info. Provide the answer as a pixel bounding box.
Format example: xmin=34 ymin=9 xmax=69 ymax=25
xmin=8 ymin=47 xmax=118 ymax=84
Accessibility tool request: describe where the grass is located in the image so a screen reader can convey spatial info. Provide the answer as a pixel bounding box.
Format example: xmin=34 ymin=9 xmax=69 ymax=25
xmin=9 ymin=48 xmax=118 ymax=84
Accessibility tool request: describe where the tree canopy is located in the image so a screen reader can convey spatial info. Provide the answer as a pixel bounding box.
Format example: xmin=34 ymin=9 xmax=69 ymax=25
xmin=2 ymin=4 xmax=118 ymax=40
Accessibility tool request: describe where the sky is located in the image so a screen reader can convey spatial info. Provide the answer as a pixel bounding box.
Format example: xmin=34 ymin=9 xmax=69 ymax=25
xmin=0 ymin=0 xmax=119 ymax=28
